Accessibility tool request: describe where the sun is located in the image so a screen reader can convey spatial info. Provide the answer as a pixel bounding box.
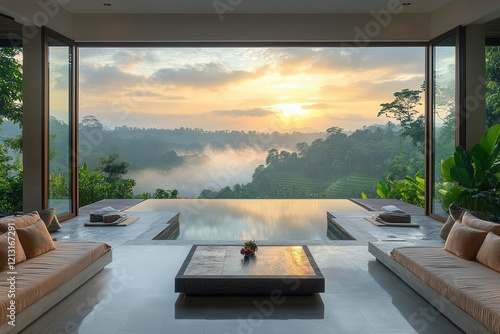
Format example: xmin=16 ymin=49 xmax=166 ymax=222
xmin=275 ymin=103 xmax=309 ymax=117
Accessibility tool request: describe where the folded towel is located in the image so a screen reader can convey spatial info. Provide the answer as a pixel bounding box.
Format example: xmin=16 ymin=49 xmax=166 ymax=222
xmin=378 ymin=211 xmax=412 ymax=224
xmin=381 ymin=205 xmax=406 ymax=213
xmin=103 ymin=211 xmax=128 ymax=224
xmin=90 ymin=206 xmax=119 ymax=222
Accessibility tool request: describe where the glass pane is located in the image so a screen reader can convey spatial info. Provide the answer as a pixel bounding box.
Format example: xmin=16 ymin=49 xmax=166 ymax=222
xmin=48 ymin=39 xmax=72 ymax=217
xmin=432 ymin=35 xmax=456 ymax=217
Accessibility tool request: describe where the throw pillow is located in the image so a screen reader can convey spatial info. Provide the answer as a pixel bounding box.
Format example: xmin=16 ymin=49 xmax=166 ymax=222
xmin=476 ymin=232 xmax=500 ymax=272
xmin=462 ymin=211 xmax=500 ymax=236
xmin=38 ymin=207 xmax=62 ymax=232
xmin=440 ymin=205 xmax=489 ymax=241
xmin=439 ymin=215 xmax=455 ymax=241
xmin=444 ymin=222 xmax=488 ymax=260
xmin=0 ymin=232 xmax=27 ymax=271
xmin=0 ymin=211 xmax=40 ymax=233
xmin=16 ymin=219 xmax=56 ymax=259
xmin=48 ymin=214 xmax=62 ymax=232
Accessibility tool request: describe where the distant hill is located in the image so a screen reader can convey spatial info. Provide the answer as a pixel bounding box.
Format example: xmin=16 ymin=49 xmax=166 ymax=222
xmin=0 ymin=120 xmax=21 ymax=138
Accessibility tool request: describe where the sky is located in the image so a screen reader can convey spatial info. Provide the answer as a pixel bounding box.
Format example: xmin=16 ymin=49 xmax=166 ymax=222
xmin=76 ymin=47 xmax=426 ymax=133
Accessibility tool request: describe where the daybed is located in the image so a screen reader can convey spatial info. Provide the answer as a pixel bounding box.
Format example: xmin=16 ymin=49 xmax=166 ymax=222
xmin=369 ymin=211 xmax=500 ymax=334
xmin=0 ymin=212 xmax=112 ymax=334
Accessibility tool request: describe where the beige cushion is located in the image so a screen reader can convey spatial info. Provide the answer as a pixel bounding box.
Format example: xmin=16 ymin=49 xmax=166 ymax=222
xmin=445 ymin=222 xmax=488 ymax=260
xmin=16 ymin=220 xmax=56 ymax=259
xmin=462 ymin=211 xmax=500 ymax=236
xmin=38 ymin=207 xmax=62 ymax=232
xmin=391 ymin=247 xmax=500 ymax=333
xmin=0 ymin=212 xmax=40 ymax=233
xmin=0 ymin=233 xmax=26 ymax=271
xmin=440 ymin=205 xmax=488 ymax=241
xmin=476 ymin=233 xmax=500 ymax=273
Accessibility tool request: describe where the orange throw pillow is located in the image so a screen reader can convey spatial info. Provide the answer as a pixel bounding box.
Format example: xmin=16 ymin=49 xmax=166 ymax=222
xmin=16 ymin=219 xmax=56 ymax=259
xmin=476 ymin=232 xmax=500 ymax=272
xmin=0 ymin=232 xmax=27 ymax=271
xmin=444 ymin=222 xmax=488 ymax=260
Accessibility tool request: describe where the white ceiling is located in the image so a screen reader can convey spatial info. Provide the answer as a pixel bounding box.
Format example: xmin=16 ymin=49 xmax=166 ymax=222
xmin=59 ymin=0 xmax=454 ymax=14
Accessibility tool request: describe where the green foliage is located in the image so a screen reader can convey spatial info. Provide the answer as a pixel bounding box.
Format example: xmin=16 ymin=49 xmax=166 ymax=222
xmin=49 ymin=173 xmax=70 ymax=199
xmin=100 ymin=153 xmax=129 ymax=182
xmin=141 ymin=188 xmax=179 ymax=199
xmin=376 ymin=171 xmax=425 ymax=207
xmin=485 ymin=46 xmax=500 ymax=128
xmin=440 ymin=124 xmax=500 ymax=220
xmin=0 ymin=144 xmax=22 ymax=212
xmin=77 ymin=160 xmax=137 ymax=207
xmin=0 ymin=48 xmax=23 ymax=127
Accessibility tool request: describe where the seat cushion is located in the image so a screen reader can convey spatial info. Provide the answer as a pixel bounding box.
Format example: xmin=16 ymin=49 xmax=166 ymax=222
xmin=0 ymin=242 xmax=111 ymax=325
xmin=391 ymin=247 xmax=500 ymax=333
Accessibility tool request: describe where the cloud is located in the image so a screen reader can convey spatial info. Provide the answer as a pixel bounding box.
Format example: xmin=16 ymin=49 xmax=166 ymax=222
xmin=208 ymin=108 xmax=276 ymax=118
xmin=302 ymin=103 xmax=332 ymax=110
xmin=151 ymin=62 xmax=254 ymax=89
xmin=124 ymin=90 xmax=186 ymax=100
xmin=80 ymin=64 xmax=146 ymax=92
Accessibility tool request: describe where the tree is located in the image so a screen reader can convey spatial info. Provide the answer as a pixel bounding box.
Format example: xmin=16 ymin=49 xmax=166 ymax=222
xmin=99 ymin=154 xmax=129 ymax=182
xmin=378 ymin=87 xmax=425 ymax=150
xmin=0 ymin=47 xmax=23 ymax=211
xmin=0 ymin=48 xmax=23 ymax=126
xmin=485 ymin=46 xmax=500 ymax=128
xmin=79 ymin=115 xmax=104 ymax=131
xmin=0 ymin=48 xmax=23 ymax=154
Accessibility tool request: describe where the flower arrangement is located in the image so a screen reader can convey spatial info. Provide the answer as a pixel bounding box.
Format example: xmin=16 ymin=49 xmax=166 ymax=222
xmin=240 ymin=240 xmax=258 ymax=257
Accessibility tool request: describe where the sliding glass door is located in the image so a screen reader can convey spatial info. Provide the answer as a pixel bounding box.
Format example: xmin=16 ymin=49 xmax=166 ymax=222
xmin=427 ymin=28 xmax=464 ymax=219
xmin=45 ymin=29 xmax=77 ymax=219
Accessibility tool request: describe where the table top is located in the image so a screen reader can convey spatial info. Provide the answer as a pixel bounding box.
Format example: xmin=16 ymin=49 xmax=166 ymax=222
xmin=182 ymin=245 xmax=318 ymax=277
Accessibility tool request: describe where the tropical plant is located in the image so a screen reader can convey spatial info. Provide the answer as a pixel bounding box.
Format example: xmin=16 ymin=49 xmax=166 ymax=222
xmin=375 ymin=171 xmax=425 ymax=208
xmin=440 ymin=124 xmax=500 ymax=221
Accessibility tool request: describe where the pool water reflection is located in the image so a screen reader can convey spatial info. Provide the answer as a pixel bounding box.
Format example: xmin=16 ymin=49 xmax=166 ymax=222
xmin=130 ymin=199 xmax=366 ymax=241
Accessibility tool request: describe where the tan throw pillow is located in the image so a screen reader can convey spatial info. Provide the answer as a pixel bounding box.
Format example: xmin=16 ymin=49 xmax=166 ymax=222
xmin=462 ymin=211 xmax=500 ymax=236
xmin=16 ymin=219 xmax=56 ymax=259
xmin=0 ymin=232 xmax=27 ymax=271
xmin=444 ymin=222 xmax=488 ymax=260
xmin=476 ymin=232 xmax=500 ymax=272
xmin=449 ymin=205 xmax=487 ymax=221
xmin=0 ymin=211 xmax=40 ymax=233
xmin=38 ymin=207 xmax=62 ymax=232
xmin=439 ymin=205 xmax=488 ymax=241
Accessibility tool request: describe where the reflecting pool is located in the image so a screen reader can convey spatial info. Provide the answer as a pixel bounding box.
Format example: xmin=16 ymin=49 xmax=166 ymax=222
xmin=130 ymin=199 xmax=366 ymax=241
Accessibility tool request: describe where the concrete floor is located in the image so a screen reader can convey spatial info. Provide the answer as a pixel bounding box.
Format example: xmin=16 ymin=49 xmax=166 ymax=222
xmin=21 ymin=201 xmax=464 ymax=334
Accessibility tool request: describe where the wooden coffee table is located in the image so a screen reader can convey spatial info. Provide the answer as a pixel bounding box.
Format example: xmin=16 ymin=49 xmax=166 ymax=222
xmin=175 ymin=245 xmax=324 ymax=295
